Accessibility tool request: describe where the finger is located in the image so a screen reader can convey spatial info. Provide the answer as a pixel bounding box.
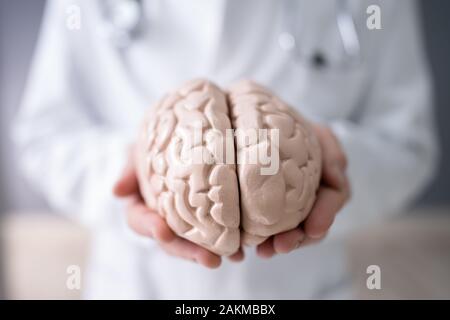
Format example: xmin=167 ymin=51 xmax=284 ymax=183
xmin=161 ymin=238 xmax=222 ymax=269
xmin=315 ymin=126 xmax=347 ymax=170
xmin=328 ymin=130 xmax=348 ymax=170
xmin=297 ymin=233 xmax=327 ymax=248
xmin=113 ymin=149 xmax=139 ymax=197
xmin=256 ymin=237 xmax=276 ymax=259
xmin=273 ymin=228 xmax=305 ymax=254
xmin=128 ymin=202 xmax=221 ymax=268
xmin=126 ymin=202 xmax=176 ymax=242
xmin=113 ymin=165 xmax=139 ymax=197
xmin=303 ymin=185 xmax=348 ymax=239
xmin=228 ymin=247 xmax=245 ymax=262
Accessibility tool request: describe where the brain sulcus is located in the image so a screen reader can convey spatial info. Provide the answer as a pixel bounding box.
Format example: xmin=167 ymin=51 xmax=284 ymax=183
xmin=135 ymin=79 xmax=321 ymax=255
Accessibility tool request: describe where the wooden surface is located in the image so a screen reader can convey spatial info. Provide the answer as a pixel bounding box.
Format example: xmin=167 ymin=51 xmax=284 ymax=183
xmin=1 ymin=208 xmax=449 ymax=299
xmin=1 ymin=213 xmax=90 ymax=300
xmin=347 ymin=208 xmax=450 ymax=299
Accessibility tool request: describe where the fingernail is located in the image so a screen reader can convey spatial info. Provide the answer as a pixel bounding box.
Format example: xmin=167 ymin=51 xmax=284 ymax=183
xmin=309 ymin=232 xmax=326 ymax=240
xmin=296 ymin=232 xmax=306 ymax=244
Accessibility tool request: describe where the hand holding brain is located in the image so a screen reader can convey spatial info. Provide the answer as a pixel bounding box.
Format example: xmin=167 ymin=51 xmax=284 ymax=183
xmin=135 ymin=79 xmax=322 ymax=255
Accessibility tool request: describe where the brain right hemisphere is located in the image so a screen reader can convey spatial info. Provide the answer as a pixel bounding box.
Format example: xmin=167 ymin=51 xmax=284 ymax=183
xmin=135 ymin=79 xmax=322 ymax=256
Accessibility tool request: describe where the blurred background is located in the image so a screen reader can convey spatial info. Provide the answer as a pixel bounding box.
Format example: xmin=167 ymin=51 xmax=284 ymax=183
xmin=0 ymin=0 xmax=449 ymax=299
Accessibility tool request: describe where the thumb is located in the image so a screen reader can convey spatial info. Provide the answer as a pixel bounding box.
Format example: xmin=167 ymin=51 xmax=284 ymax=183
xmin=113 ymin=145 xmax=139 ymax=197
xmin=313 ymin=124 xmax=347 ymax=189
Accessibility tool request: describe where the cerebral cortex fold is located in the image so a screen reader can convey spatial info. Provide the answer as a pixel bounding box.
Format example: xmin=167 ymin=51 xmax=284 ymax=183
xmin=136 ymin=79 xmax=321 ymax=255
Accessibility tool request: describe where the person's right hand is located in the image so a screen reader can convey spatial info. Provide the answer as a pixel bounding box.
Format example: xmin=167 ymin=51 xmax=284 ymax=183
xmin=113 ymin=146 xmax=245 ymax=269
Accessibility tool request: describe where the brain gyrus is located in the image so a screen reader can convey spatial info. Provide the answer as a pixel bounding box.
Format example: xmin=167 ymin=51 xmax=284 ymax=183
xmin=135 ymin=79 xmax=321 ymax=255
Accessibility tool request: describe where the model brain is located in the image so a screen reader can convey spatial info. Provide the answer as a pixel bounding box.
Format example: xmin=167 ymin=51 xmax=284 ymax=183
xmin=135 ymin=79 xmax=321 ymax=255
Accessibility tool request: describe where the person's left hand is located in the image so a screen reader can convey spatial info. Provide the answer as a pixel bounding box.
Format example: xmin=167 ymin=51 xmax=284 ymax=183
xmin=256 ymin=123 xmax=351 ymax=258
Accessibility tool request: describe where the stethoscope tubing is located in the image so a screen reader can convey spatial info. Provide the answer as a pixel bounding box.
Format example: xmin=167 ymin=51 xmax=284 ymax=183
xmin=100 ymin=0 xmax=361 ymax=69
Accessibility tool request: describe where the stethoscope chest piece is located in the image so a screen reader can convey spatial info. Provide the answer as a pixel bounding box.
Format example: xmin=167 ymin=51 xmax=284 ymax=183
xmin=101 ymin=0 xmax=143 ymax=47
xmin=278 ymin=30 xmax=328 ymax=70
xmin=281 ymin=0 xmax=361 ymax=71
xmin=311 ymin=52 xmax=327 ymax=69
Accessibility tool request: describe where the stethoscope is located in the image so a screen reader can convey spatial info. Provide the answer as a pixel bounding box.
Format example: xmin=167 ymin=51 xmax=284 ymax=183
xmin=99 ymin=0 xmax=361 ymax=70
xmin=281 ymin=0 xmax=361 ymax=70
xmin=98 ymin=0 xmax=144 ymax=48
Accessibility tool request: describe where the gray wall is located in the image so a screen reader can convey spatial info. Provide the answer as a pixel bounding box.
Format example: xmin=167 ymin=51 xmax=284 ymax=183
xmin=0 ymin=0 xmax=47 ymax=214
xmin=420 ymin=1 xmax=450 ymax=204
xmin=0 ymin=0 xmax=449 ymax=214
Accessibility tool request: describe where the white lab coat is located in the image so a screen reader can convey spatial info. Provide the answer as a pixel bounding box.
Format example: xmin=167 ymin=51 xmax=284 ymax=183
xmin=14 ymin=0 xmax=438 ymax=299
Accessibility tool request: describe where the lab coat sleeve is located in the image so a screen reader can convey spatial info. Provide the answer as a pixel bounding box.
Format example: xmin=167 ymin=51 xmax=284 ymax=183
xmin=329 ymin=0 xmax=439 ymax=236
xmin=13 ymin=0 xmax=130 ymax=229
